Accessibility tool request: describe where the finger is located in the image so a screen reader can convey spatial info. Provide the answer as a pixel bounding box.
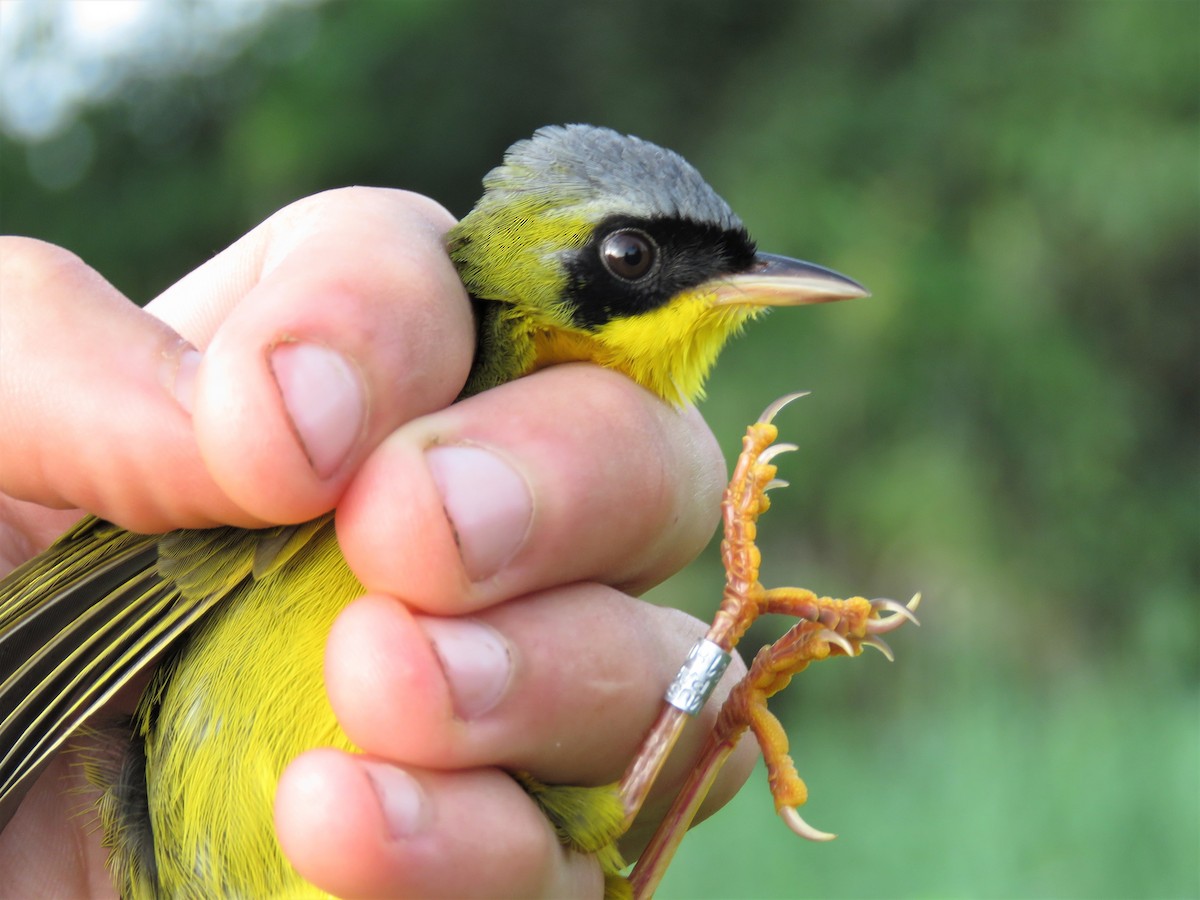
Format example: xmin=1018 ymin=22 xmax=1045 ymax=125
xmin=275 ymin=749 xmax=601 ymax=900
xmin=0 ymin=498 xmax=85 ymax=574
xmin=0 ymin=188 xmax=475 ymax=533
xmin=0 ymin=237 xmax=232 ymax=531
xmin=336 ymin=364 xmax=727 ymax=614
xmin=162 ymin=187 xmax=475 ymax=524
xmin=146 ymin=188 xmax=459 ymax=347
xmin=324 ymin=589 xmax=757 ymax=846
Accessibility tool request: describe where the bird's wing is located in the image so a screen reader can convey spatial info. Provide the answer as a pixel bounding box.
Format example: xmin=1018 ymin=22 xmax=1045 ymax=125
xmin=0 ymin=515 xmax=329 ymax=829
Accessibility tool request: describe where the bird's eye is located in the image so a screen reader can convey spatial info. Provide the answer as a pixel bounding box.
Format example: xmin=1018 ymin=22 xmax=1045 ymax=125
xmin=600 ymin=229 xmax=656 ymax=281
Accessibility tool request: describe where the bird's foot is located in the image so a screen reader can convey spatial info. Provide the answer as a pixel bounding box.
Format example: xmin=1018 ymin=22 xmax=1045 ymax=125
xmin=615 ymin=395 xmax=808 ymax=832
xmin=719 ymin=591 xmax=922 ymax=841
xmin=623 ymin=396 xmax=920 ymax=898
xmin=628 ymin=592 xmax=920 ymax=897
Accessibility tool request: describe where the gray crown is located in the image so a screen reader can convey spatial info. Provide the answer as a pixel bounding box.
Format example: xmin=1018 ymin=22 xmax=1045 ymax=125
xmin=486 ymin=124 xmax=745 ymax=232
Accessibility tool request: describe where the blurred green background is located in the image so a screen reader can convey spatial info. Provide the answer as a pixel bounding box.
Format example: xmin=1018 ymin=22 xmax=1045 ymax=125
xmin=1 ymin=0 xmax=1196 ymax=897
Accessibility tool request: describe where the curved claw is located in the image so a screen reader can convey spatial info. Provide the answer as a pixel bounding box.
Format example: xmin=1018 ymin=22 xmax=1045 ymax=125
xmin=870 ymin=597 xmax=917 ymax=619
xmin=861 ymin=635 xmax=895 ymax=662
xmin=758 ymin=392 xmax=810 ymax=425
xmin=818 ymin=628 xmax=855 ymax=657
xmin=867 ymin=598 xmax=921 ymax=633
xmin=764 ymin=478 xmax=790 ymax=493
xmin=866 ymin=615 xmax=914 ymax=635
xmin=758 ymin=442 xmax=799 ymax=465
xmin=781 ymin=806 xmax=837 ymax=842
xmin=908 ymin=592 xmax=923 ymax=612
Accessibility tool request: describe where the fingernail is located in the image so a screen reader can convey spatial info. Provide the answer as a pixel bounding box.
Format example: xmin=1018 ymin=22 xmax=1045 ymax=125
xmin=270 ymin=342 xmax=365 ymax=478
xmin=419 ymin=617 xmax=512 ymax=721
xmin=426 ymin=445 xmax=533 ymax=582
xmin=360 ymin=761 xmax=428 ymax=841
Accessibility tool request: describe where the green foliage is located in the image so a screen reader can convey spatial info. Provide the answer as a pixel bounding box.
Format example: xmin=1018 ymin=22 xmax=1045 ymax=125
xmin=2 ymin=0 xmax=1196 ymax=896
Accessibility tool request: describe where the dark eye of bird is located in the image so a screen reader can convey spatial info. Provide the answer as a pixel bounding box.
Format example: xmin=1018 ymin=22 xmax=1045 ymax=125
xmin=600 ymin=229 xmax=656 ymax=281
xmin=563 ymin=214 xmax=757 ymax=330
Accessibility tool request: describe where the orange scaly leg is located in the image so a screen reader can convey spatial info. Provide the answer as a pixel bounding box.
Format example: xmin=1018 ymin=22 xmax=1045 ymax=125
xmin=621 ymin=396 xmax=921 ymax=898
xmin=617 ymin=394 xmax=806 ymax=827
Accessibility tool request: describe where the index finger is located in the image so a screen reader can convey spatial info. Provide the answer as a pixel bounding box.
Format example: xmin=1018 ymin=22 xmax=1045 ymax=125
xmin=0 ymin=188 xmax=474 ymax=532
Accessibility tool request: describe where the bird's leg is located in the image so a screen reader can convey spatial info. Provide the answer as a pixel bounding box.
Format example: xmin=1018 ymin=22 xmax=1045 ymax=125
xmin=536 ymin=397 xmax=918 ymax=897
xmin=617 ymin=394 xmax=807 ymax=826
xmin=623 ymin=395 xmax=920 ymax=898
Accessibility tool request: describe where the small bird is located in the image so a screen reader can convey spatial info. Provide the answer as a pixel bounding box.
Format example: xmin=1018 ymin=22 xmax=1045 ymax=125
xmin=0 ymin=124 xmax=867 ymax=897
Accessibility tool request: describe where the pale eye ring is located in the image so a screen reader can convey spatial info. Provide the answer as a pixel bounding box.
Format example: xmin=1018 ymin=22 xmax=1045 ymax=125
xmin=600 ymin=229 xmax=657 ymax=281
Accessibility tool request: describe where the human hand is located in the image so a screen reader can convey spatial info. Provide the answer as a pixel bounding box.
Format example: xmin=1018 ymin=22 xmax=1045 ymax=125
xmin=0 ymin=187 xmax=755 ymax=897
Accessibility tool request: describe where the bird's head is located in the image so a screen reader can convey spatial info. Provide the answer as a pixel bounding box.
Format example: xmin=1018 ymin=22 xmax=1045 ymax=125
xmin=448 ymin=125 xmax=867 ymax=405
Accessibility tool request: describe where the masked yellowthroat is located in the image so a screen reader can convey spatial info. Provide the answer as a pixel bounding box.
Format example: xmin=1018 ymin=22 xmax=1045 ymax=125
xmin=0 ymin=125 xmax=866 ymax=896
